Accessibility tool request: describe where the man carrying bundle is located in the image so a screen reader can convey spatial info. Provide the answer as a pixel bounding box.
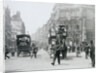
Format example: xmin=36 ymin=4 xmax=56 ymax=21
xmin=51 ymin=35 xmax=62 ymax=65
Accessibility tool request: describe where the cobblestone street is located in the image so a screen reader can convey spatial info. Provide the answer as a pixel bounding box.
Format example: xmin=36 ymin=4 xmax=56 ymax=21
xmin=5 ymin=49 xmax=92 ymax=72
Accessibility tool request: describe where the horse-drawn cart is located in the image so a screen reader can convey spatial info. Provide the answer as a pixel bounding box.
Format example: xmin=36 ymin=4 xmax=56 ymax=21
xmin=16 ymin=34 xmax=32 ymax=57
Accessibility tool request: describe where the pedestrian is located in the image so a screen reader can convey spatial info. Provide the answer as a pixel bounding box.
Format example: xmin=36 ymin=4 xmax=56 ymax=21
xmin=11 ymin=46 xmax=15 ymax=57
xmin=33 ymin=46 xmax=38 ymax=58
xmin=31 ymin=43 xmax=35 ymax=58
xmin=90 ymin=40 xmax=95 ymax=67
xmin=67 ymin=45 xmax=70 ymax=53
xmin=61 ymin=40 xmax=67 ymax=59
xmin=72 ymin=45 xmax=75 ymax=52
xmin=76 ymin=44 xmax=81 ymax=57
xmin=51 ymin=35 xmax=62 ymax=65
xmin=84 ymin=43 xmax=90 ymax=59
xmin=31 ymin=43 xmax=38 ymax=58
xmin=5 ymin=45 xmax=10 ymax=59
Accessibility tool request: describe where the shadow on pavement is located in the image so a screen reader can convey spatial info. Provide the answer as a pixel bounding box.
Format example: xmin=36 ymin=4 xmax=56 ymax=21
xmin=62 ymin=55 xmax=83 ymax=61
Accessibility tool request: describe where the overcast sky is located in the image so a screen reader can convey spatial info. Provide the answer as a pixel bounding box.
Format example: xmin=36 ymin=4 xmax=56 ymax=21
xmin=5 ymin=1 xmax=55 ymax=35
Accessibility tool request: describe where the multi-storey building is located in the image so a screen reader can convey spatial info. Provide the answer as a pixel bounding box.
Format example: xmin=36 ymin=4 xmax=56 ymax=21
xmin=9 ymin=11 xmax=25 ymax=49
xmin=32 ymin=4 xmax=95 ymax=49
xmin=5 ymin=7 xmax=26 ymax=50
xmin=11 ymin=11 xmax=25 ymax=41
xmin=48 ymin=4 xmax=95 ymax=45
xmin=5 ymin=7 xmax=12 ymax=47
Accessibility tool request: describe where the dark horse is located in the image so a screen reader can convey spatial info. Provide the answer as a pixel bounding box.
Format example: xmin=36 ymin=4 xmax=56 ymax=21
xmin=61 ymin=41 xmax=67 ymax=59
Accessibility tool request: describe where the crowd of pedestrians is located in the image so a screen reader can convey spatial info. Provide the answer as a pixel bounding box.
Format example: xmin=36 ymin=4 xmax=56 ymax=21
xmin=50 ymin=37 xmax=95 ymax=67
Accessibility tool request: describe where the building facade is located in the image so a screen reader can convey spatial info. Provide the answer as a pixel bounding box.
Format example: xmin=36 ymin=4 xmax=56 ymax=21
xmin=32 ymin=4 xmax=95 ymax=49
xmin=5 ymin=7 xmax=26 ymax=49
xmin=10 ymin=11 xmax=25 ymax=48
xmin=11 ymin=11 xmax=25 ymax=40
xmin=5 ymin=7 xmax=12 ymax=47
xmin=48 ymin=4 xmax=95 ymax=45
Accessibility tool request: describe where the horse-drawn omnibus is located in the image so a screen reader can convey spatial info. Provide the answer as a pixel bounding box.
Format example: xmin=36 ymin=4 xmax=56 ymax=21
xmin=48 ymin=25 xmax=68 ymax=58
xmin=16 ymin=34 xmax=32 ymax=57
